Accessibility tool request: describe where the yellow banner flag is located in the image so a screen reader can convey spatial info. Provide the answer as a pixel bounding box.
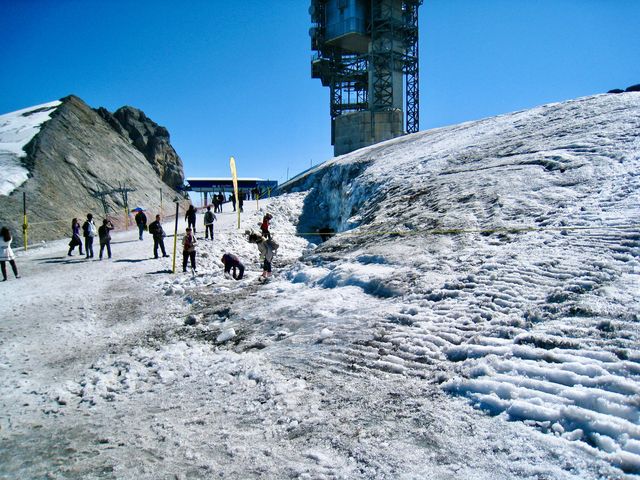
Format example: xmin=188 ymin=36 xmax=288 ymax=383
xmin=230 ymin=156 xmax=240 ymax=229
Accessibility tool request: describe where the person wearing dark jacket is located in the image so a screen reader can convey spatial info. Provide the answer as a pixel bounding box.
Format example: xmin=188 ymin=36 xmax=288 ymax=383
xmin=67 ymin=218 xmax=84 ymax=256
xmin=221 ymin=253 xmax=244 ymax=280
xmin=82 ymin=213 xmax=97 ymax=259
xmin=134 ymin=210 xmax=147 ymax=240
xmin=204 ymin=206 xmax=217 ymax=240
xmin=148 ymin=215 xmax=169 ymax=258
xmin=98 ymin=219 xmax=114 ymax=260
xmin=185 ymin=205 xmax=197 ymax=234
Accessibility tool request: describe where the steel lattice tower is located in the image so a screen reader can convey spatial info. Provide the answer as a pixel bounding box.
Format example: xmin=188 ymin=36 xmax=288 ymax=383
xmin=310 ymin=0 xmax=422 ymax=156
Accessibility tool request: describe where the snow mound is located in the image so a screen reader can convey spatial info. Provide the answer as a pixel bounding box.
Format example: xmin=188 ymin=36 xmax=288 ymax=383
xmin=277 ymin=92 xmax=640 ymax=475
xmin=0 ymin=100 xmax=61 ymax=196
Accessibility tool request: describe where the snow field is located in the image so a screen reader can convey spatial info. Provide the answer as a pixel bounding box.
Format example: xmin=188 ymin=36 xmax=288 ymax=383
xmin=276 ymin=93 xmax=640 ymax=475
xmin=0 ymin=100 xmax=61 ymax=195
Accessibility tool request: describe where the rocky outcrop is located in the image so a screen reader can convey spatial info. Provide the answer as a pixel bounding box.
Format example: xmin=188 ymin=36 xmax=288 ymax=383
xmin=0 ymin=95 xmax=188 ymax=245
xmin=608 ymin=84 xmax=640 ymax=94
xmin=95 ymin=106 xmax=184 ymax=189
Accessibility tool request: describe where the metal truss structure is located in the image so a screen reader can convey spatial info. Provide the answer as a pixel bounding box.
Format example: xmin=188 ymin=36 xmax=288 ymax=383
xmin=311 ymin=0 xmax=422 ymax=143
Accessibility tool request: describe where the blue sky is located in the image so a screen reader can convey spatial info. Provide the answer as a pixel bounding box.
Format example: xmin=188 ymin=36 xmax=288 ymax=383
xmin=1 ymin=0 xmax=639 ymax=184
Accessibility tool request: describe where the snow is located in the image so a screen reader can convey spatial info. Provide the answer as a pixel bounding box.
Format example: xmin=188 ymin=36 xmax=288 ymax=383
xmin=0 ymin=100 xmax=61 ymax=196
xmin=1 ymin=93 xmax=639 ymax=478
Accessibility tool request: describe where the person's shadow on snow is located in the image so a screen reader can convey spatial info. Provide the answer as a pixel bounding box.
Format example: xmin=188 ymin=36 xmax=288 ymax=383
xmin=39 ymin=257 xmax=85 ymax=264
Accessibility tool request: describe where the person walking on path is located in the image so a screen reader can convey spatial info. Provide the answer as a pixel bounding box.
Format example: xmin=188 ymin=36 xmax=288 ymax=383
xmin=98 ymin=219 xmax=114 ymax=260
xmin=204 ymin=206 xmax=217 ymax=240
xmin=67 ymin=218 xmax=84 ymax=256
xmin=248 ymin=232 xmax=279 ymax=281
xmin=148 ymin=214 xmax=169 ymax=259
xmin=260 ymin=213 xmax=273 ymax=239
xmin=135 ymin=210 xmax=147 ymax=241
xmin=82 ymin=214 xmax=97 ymax=259
xmin=182 ymin=227 xmax=197 ymax=273
xmin=0 ymin=227 xmax=19 ymax=281
xmin=218 ymin=193 xmax=224 ymax=212
xmin=185 ymin=205 xmax=197 ymax=234
xmin=221 ymin=253 xmax=244 ymax=280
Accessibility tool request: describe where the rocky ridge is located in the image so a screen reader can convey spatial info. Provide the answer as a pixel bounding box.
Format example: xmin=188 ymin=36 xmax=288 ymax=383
xmin=0 ymin=95 xmax=187 ymax=245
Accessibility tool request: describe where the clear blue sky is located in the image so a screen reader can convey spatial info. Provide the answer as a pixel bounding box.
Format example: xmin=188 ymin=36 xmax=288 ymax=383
xmin=1 ymin=0 xmax=638 ymax=183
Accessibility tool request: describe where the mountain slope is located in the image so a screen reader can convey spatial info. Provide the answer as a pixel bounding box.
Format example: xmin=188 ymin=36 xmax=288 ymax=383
xmin=0 ymin=95 xmax=185 ymax=245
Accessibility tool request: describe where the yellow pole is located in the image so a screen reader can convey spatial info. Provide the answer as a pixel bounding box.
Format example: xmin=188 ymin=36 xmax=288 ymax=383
xmin=172 ymin=202 xmax=179 ymax=273
xmin=230 ymin=156 xmax=240 ymax=229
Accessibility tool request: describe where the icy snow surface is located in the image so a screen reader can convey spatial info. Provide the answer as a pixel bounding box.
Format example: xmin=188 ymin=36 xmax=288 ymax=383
xmin=0 ymin=93 xmax=639 ymax=478
xmin=0 ymin=100 xmax=61 ymax=196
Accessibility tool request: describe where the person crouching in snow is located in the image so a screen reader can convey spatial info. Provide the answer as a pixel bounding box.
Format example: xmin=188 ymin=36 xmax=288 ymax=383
xmin=248 ymin=232 xmax=278 ymax=281
xmin=221 ymin=253 xmax=244 ymax=280
xmin=182 ymin=227 xmax=197 ymax=273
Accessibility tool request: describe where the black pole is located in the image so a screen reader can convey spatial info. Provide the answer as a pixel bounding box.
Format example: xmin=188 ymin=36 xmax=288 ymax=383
xmin=172 ymin=201 xmax=179 ymax=273
xmin=23 ymin=192 xmax=28 ymax=250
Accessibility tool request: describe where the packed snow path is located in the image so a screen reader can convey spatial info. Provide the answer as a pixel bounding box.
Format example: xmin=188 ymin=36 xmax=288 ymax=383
xmin=0 ymin=199 xmax=627 ymax=479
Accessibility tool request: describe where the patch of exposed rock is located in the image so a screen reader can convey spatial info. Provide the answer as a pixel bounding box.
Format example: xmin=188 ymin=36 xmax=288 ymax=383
xmin=0 ymin=95 xmax=187 ymax=245
xmin=96 ymin=106 xmax=184 ymax=189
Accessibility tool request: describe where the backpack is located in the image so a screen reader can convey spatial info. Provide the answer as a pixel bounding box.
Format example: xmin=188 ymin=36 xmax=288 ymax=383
xmin=266 ymin=238 xmax=279 ymax=252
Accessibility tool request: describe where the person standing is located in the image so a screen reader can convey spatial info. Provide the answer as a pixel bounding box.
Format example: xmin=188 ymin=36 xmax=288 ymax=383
xmin=260 ymin=213 xmax=273 ymax=239
xmin=182 ymin=227 xmax=197 ymax=273
xmin=238 ymin=192 xmax=244 ymax=212
xmin=148 ymin=214 xmax=169 ymax=259
xmin=221 ymin=253 xmax=244 ymax=280
xmin=134 ymin=210 xmax=147 ymax=241
xmin=98 ymin=219 xmax=114 ymax=260
xmin=218 ymin=193 xmax=224 ymax=212
xmin=185 ymin=205 xmax=197 ymax=234
xmin=248 ymin=232 xmax=278 ymax=281
xmin=230 ymin=193 xmax=236 ymax=212
xmin=0 ymin=227 xmax=19 ymax=281
xmin=67 ymin=218 xmax=84 ymax=256
xmin=82 ymin=213 xmax=97 ymax=259
xmin=204 ymin=206 xmax=217 ymax=240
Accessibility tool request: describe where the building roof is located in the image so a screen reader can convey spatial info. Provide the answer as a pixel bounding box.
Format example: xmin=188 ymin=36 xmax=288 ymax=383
xmin=182 ymin=177 xmax=278 ymax=192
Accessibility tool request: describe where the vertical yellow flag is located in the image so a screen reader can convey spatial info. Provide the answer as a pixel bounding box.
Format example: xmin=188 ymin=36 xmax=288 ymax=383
xmin=230 ymin=156 xmax=240 ymax=229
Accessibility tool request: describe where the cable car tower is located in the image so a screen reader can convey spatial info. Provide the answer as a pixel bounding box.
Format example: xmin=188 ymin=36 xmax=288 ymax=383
xmin=310 ymin=0 xmax=422 ymax=156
